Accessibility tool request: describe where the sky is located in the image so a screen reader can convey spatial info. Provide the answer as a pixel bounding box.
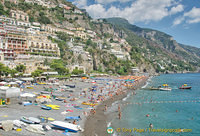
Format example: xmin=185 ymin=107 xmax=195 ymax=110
xmin=67 ymin=0 xmax=200 ymax=48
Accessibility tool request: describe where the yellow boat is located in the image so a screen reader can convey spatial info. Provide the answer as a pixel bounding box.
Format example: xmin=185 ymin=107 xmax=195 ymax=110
xmin=27 ymin=86 xmax=34 ymax=89
xmin=45 ymin=104 xmax=60 ymax=110
xmin=38 ymin=82 xmax=46 ymax=85
xmin=38 ymin=116 xmax=55 ymax=121
xmin=82 ymin=102 xmax=98 ymax=106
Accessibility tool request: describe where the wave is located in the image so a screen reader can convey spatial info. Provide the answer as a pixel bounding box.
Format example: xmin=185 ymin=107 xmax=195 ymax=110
xmin=122 ymin=93 xmax=131 ymax=101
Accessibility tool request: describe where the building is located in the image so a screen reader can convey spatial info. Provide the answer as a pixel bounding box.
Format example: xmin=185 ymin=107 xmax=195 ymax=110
xmin=16 ymin=21 xmax=31 ymax=27
xmin=27 ymin=35 xmax=60 ymax=57
xmin=68 ymin=64 xmax=86 ymax=74
xmin=0 ymin=50 xmax=4 ymax=62
xmin=10 ymin=10 xmax=29 ymax=22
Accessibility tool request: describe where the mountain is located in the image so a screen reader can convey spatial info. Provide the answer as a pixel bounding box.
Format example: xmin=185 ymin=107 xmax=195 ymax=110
xmin=107 ymin=17 xmax=200 ymax=71
xmin=1 ymin=0 xmax=199 ymax=75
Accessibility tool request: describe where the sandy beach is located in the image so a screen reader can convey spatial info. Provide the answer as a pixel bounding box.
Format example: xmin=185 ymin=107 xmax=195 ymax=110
xmin=0 ymin=76 xmax=148 ymax=136
xmin=82 ymin=76 xmax=148 ymax=136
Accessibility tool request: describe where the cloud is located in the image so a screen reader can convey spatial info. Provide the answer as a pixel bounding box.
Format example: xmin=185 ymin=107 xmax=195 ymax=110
xmin=184 ymin=7 xmax=200 ymax=24
xmin=173 ymin=7 xmax=200 ymax=25
xmin=95 ymin=0 xmax=132 ymax=4
xmin=170 ymin=4 xmax=184 ymax=14
xmin=73 ymin=0 xmax=87 ymax=8
xmin=83 ymin=0 xmax=183 ymax=24
xmin=173 ymin=16 xmax=185 ymax=26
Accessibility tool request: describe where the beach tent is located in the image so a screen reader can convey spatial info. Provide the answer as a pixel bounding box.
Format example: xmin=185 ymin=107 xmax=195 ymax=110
xmin=0 ymin=87 xmax=20 ymax=98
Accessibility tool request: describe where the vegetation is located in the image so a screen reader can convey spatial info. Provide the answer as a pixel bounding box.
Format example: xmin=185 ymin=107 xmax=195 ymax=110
xmin=31 ymin=69 xmax=44 ymax=78
xmin=71 ymin=67 xmax=84 ymax=75
xmin=50 ymin=59 xmax=69 ymax=75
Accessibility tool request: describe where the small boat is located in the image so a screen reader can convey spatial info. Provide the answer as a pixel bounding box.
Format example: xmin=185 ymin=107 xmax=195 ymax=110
xmin=41 ymin=106 xmax=52 ymax=110
xmin=149 ymin=86 xmax=161 ymax=90
xmin=65 ymin=85 xmax=75 ymax=88
xmin=82 ymin=102 xmax=98 ymax=106
xmin=45 ymin=104 xmax=60 ymax=110
xmin=159 ymin=84 xmax=172 ymax=91
xmin=159 ymin=88 xmax=172 ymax=91
xmin=38 ymin=116 xmax=55 ymax=122
xmin=51 ymin=121 xmax=82 ymax=133
xmin=28 ymin=117 xmax=41 ymax=124
xmin=65 ymin=116 xmax=81 ymax=120
xmin=20 ymin=116 xmax=40 ymax=124
xmin=66 ymin=109 xmax=74 ymax=112
xmin=179 ymin=84 xmax=192 ymax=89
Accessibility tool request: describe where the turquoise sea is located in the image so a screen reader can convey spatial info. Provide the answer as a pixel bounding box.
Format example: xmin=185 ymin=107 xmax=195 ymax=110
xmin=111 ymin=73 xmax=200 ymax=136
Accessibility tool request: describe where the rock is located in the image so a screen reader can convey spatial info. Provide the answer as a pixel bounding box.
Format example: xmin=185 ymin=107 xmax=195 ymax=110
xmin=2 ymin=120 xmax=13 ymax=131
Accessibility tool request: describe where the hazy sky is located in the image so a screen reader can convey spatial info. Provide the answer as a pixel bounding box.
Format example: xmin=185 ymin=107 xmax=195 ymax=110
xmin=68 ymin=0 xmax=200 ymax=48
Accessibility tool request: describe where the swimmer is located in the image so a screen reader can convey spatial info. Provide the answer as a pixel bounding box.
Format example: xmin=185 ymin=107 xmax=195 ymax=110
xmin=149 ymin=123 xmax=153 ymax=128
xmin=146 ymin=114 xmax=150 ymax=117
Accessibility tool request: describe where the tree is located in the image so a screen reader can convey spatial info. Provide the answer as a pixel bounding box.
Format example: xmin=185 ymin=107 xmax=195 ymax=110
xmin=15 ymin=65 xmax=26 ymax=73
xmin=31 ymin=69 xmax=43 ymax=78
xmin=50 ymin=60 xmax=69 ymax=75
xmin=71 ymin=68 xmax=84 ymax=75
xmin=0 ymin=63 xmax=5 ymax=77
xmin=10 ymin=69 xmax=17 ymax=78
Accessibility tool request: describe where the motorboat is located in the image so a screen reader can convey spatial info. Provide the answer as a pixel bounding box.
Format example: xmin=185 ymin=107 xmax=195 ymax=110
xmin=51 ymin=121 xmax=83 ymax=133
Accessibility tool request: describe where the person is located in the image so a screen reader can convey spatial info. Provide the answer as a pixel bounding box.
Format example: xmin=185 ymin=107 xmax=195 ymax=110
xmin=149 ymin=123 xmax=153 ymax=128
xmin=73 ymin=120 xmax=76 ymax=125
xmin=119 ymin=111 xmax=121 ymax=119
xmin=118 ymin=104 xmax=121 ymax=112
xmin=93 ymin=109 xmax=96 ymax=115
xmin=104 ymin=105 xmax=107 ymax=111
xmin=176 ymin=110 xmax=178 ymax=112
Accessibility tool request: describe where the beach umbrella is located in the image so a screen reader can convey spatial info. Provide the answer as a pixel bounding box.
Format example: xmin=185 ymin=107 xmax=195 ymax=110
xmin=0 ymin=86 xmax=9 ymax=90
xmin=15 ymin=81 xmax=23 ymax=84
xmin=0 ymin=81 xmax=8 ymax=85
xmin=8 ymin=82 xmax=17 ymax=85
xmin=20 ymin=93 xmax=36 ymax=98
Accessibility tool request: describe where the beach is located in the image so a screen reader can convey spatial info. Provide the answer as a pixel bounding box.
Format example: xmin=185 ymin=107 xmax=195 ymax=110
xmin=0 ymin=75 xmax=148 ymax=136
xmin=82 ymin=76 xmax=148 ymax=136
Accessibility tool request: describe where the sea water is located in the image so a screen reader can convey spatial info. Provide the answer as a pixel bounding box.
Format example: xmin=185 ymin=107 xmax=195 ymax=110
xmin=111 ymin=73 xmax=200 ymax=136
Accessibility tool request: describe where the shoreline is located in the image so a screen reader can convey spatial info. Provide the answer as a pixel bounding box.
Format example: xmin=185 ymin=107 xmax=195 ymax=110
xmin=82 ymin=76 xmax=148 ymax=136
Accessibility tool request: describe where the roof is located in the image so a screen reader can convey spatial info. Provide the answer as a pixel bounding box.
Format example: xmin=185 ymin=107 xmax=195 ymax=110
xmin=43 ymin=72 xmax=58 ymax=75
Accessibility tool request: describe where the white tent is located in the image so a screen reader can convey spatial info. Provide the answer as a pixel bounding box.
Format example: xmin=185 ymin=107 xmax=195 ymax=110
xmin=0 ymin=87 xmax=20 ymax=98
xmin=20 ymin=93 xmax=36 ymax=98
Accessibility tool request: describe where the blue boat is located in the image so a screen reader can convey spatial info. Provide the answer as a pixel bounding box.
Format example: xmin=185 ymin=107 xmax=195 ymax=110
xmin=65 ymin=116 xmax=81 ymax=120
xmin=41 ymin=106 xmax=52 ymax=110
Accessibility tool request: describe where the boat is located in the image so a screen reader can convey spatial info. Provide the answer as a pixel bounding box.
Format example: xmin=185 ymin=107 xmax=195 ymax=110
xmin=51 ymin=121 xmax=82 ymax=133
xmin=45 ymin=104 xmax=60 ymax=110
xmin=159 ymin=84 xmax=172 ymax=91
xmin=179 ymin=84 xmax=192 ymax=89
xmin=20 ymin=116 xmax=40 ymax=124
xmin=65 ymin=85 xmax=75 ymax=88
xmin=159 ymin=87 xmax=172 ymax=91
xmin=28 ymin=117 xmax=41 ymax=124
xmin=41 ymin=106 xmax=52 ymax=110
xmin=38 ymin=116 xmax=55 ymax=122
xmin=65 ymin=116 xmax=81 ymax=120
xmin=149 ymin=86 xmax=161 ymax=90
xmin=82 ymin=102 xmax=98 ymax=106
